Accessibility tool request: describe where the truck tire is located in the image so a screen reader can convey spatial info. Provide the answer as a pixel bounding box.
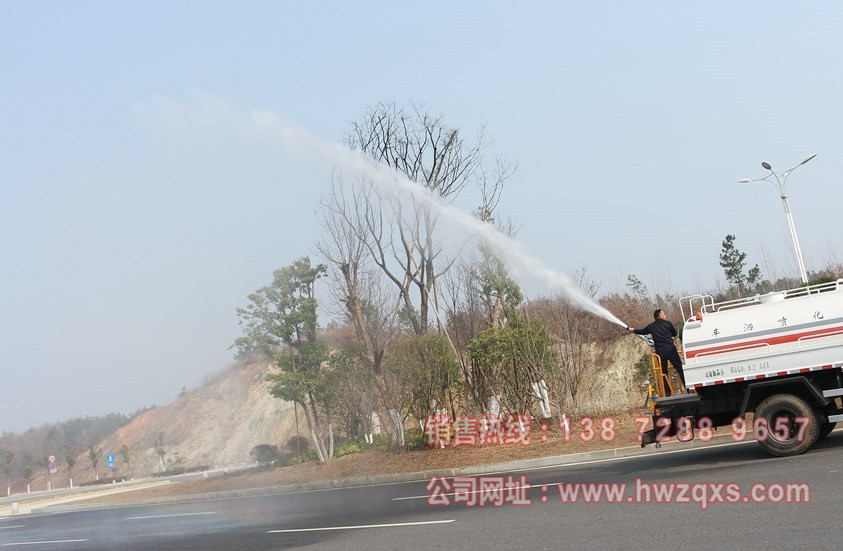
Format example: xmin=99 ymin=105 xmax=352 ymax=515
xmin=753 ymin=394 xmax=819 ymax=457
xmin=818 ymin=422 xmax=836 ymax=441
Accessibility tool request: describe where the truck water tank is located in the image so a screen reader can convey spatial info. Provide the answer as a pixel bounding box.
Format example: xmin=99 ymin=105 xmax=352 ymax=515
xmin=760 ymin=291 xmax=786 ymax=304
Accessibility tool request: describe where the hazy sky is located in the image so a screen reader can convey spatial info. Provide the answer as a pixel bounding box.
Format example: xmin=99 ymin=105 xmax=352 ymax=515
xmin=3 ymin=1 xmax=843 ymax=432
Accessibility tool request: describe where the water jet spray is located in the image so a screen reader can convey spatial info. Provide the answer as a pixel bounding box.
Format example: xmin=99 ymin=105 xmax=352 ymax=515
xmin=254 ymin=114 xmax=631 ymax=328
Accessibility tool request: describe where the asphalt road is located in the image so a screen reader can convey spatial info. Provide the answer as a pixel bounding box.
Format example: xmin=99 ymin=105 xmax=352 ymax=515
xmin=2 ymin=433 xmax=842 ymax=550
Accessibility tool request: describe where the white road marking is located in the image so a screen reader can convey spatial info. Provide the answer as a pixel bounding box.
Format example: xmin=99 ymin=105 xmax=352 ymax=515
xmin=0 ymin=525 xmax=26 ymax=530
xmin=2 ymin=540 xmax=89 ymax=547
xmin=394 ymin=483 xmax=532 ymax=501
xmin=267 ymin=519 xmax=455 ymax=533
xmin=124 ymin=511 xmax=216 ymax=520
xmin=393 ymin=440 xmax=754 ymax=500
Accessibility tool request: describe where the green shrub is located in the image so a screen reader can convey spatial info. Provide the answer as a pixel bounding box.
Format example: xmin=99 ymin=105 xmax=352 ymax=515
xmin=370 ymin=433 xmax=393 ymax=451
xmin=249 ymin=444 xmax=281 ymax=466
xmin=281 ymin=450 xmax=317 ymax=466
xmin=633 ymin=352 xmax=652 ymax=384
xmin=286 ymin=436 xmax=309 ymax=455
xmin=405 ymin=427 xmax=426 ymax=450
xmin=363 ymin=429 xmax=427 ymax=452
xmin=334 ymin=438 xmax=365 ymax=458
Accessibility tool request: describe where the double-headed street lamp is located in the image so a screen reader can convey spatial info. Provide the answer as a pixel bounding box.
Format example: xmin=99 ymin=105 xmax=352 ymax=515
xmin=738 ymin=153 xmax=816 ymax=285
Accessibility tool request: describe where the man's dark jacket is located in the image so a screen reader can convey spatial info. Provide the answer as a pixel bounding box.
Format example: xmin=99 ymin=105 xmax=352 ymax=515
xmin=634 ymin=319 xmax=678 ymax=352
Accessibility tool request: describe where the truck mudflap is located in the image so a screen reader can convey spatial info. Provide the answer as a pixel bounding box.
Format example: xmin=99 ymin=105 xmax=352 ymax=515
xmin=640 ymin=393 xmax=702 ymax=448
xmin=640 ymin=416 xmax=684 ymax=449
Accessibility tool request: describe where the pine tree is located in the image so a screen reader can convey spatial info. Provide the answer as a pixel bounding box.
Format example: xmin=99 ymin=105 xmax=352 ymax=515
xmin=719 ymin=234 xmax=761 ymax=295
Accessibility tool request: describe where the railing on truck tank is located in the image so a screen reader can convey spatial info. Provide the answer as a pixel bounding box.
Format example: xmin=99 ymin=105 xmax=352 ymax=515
xmin=680 ymin=279 xmax=843 ymax=321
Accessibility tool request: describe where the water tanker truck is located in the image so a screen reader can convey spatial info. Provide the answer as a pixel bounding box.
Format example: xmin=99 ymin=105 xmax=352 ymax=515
xmin=639 ymin=278 xmax=843 ymax=456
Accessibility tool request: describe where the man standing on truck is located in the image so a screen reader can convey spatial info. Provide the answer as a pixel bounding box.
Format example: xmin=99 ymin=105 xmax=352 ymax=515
xmin=628 ymin=309 xmax=687 ymax=394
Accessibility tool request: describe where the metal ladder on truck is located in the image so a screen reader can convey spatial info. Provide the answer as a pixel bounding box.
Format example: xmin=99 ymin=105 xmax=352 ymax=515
xmin=641 ymin=333 xmax=682 ymax=409
xmin=650 ymin=353 xmax=677 ymax=398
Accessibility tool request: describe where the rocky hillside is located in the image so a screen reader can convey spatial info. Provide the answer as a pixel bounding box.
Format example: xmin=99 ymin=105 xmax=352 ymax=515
xmin=584 ymin=336 xmax=650 ymax=411
xmin=36 ymin=360 xmax=298 ymax=488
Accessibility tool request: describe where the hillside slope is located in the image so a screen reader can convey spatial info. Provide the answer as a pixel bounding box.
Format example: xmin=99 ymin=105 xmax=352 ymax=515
xmin=36 ymin=361 xmax=297 ymax=488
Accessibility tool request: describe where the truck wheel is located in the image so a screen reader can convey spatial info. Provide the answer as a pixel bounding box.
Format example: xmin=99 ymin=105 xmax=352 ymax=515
xmin=754 ymin=394 xmax=819 ymax=457
xmin=818 ymin=422 xmax=836 ymax=441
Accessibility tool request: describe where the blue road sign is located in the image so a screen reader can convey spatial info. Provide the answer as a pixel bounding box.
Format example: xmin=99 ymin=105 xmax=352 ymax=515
xmin=106 ymin=452 xmax=115 ymax=470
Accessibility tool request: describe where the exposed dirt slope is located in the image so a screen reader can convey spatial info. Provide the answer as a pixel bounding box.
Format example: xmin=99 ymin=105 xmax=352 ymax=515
xmin=36 ymin=361 xmax=298 ymax=488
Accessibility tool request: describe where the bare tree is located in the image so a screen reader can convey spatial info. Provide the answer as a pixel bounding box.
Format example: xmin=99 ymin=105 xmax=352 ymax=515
xmin=87 ymin=445 xmax=102 ymax=481
xmin=154 ymin=433 xmax=166 ymax=472
xmin=317 ymin=177 xmax=401 ymax=378
xmin=344 ymin=101 xmax=514 ymax=335
xmin=440 ymin=264 xmax=490 ymax=412
xmin=436 ymin=174 xmax=521 ymax=413
xmin=316 ymin=177 xmax=405 ymax=442
xmin=529 ymin=270 xmax=604 ymax=413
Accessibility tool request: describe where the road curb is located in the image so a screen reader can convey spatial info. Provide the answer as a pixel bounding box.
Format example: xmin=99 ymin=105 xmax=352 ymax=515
xmin=33 ymin=431 xmax=747 ymax=514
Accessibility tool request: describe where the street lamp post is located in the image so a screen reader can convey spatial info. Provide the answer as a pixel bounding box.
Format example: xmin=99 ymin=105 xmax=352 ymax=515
xmin=738 ymin=154 xmax=816 ymax=285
